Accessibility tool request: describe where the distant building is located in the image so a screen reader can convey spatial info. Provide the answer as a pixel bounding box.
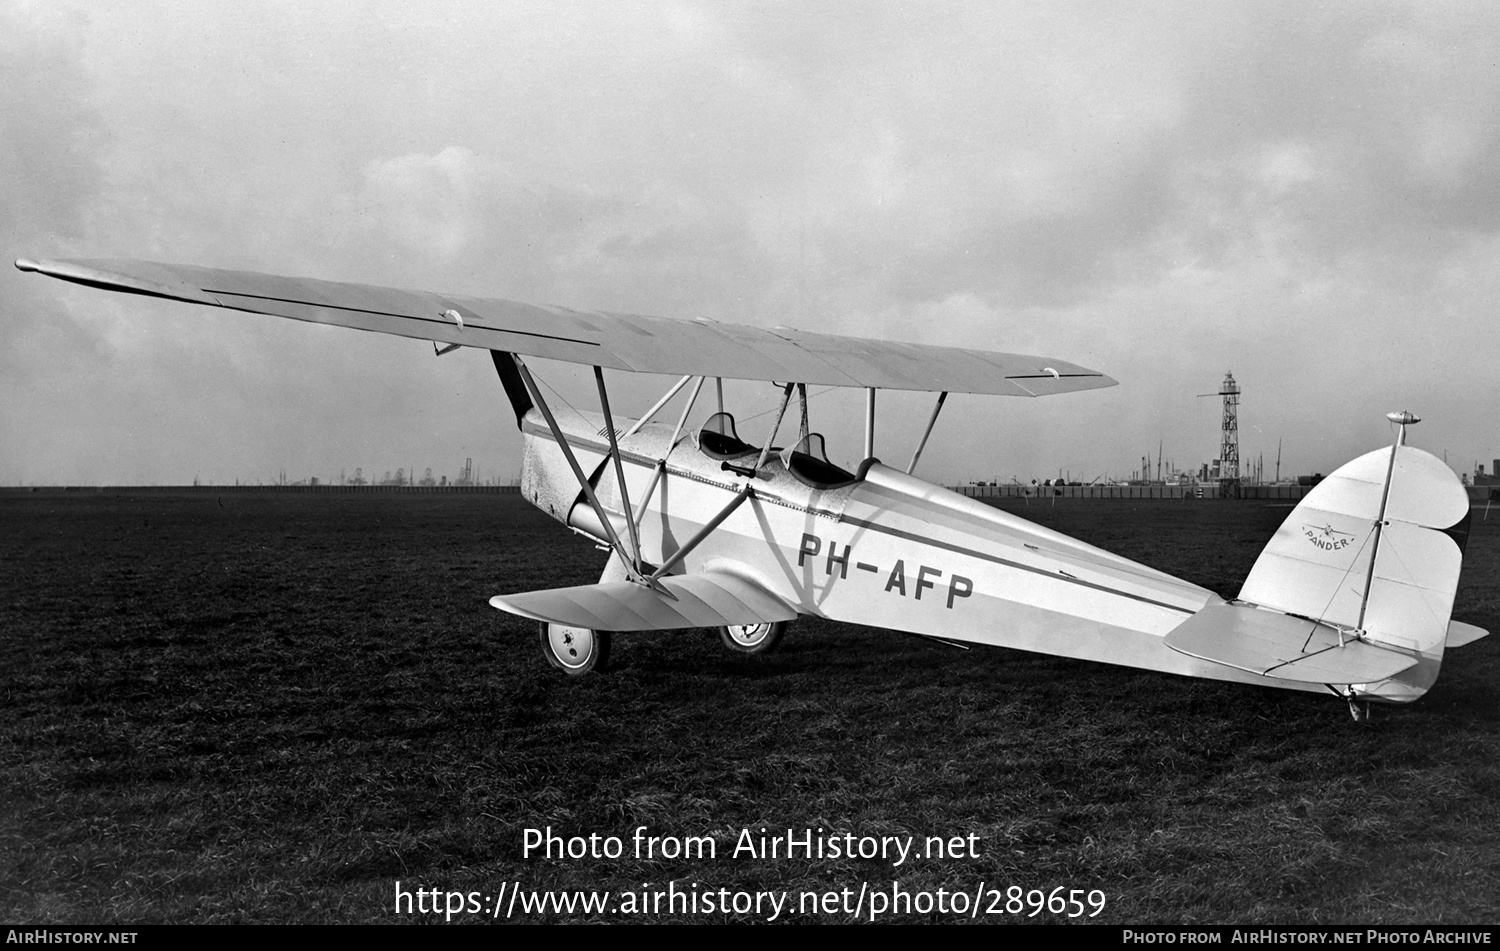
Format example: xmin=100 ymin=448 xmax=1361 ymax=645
xmin=1474 ymin=459 xmax=1500 ymax=487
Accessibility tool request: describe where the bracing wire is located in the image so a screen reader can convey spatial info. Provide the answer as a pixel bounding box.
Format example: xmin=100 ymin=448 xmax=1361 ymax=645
xmin=1305 ymin=525 xmax=1378 ymax=651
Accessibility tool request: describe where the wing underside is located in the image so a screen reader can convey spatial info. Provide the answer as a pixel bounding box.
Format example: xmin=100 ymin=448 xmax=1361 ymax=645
xmin=17 ymin=257 xmax=1114 ymax=396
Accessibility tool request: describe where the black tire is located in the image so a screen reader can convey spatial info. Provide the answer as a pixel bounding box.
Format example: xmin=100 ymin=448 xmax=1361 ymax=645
xmin=718 ymin=620 xmax=787 ymax=655
xmin=539 ymin=621 xmax=611 ymax=675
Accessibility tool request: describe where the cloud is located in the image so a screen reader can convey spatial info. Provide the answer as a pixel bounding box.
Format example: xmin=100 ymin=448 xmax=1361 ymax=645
xmin=0 ymin=5 xmax=117 ymax=481
xmin=6 ymin=2 xmax=1500 ymax=484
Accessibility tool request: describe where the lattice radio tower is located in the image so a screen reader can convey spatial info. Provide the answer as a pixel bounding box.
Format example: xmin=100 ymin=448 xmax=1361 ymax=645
xmin=1216 ymin=371 xmax=1240 ymax=495
xmin=1198 ymin=371 xmax=1241 ymax=497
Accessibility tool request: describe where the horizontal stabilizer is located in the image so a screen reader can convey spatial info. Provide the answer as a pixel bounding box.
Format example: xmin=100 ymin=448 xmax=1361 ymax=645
xmin=1447 ymin=620 xmax=1489 ymax=649
xmin=1165 ymin=601 xmax=1418 ymax=684
xmin=489 ymin=569 xmax=798 ymax=632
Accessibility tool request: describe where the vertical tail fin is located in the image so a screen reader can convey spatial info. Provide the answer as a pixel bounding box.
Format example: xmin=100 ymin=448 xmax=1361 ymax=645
xmin=1238 ymin=445 xmax=1468 ymax=644
xmin=1166 ymin=421 xmax=1472 ymax=702
xmin=1233 ymin=439 xmax=1469 ymax=699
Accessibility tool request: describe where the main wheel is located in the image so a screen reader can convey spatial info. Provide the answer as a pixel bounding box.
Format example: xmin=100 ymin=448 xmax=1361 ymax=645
xmin=718 ymin=620 xmax=787 ymax=655
xmin=539 ymin=621 xmax=611 ymax=675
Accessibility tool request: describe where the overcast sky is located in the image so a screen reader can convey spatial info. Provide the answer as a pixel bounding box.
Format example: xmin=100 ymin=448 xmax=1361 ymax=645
xmin=4 ymin=1 xmax=1499 ymax=486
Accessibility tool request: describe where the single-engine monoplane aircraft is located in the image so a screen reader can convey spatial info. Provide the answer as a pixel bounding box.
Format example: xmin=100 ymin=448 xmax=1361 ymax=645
xmin=17 ymin=256 xmax=1488 ymax=717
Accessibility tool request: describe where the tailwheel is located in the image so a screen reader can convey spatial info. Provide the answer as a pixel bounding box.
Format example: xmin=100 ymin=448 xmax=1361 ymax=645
xmin=539 ymin=621 xmax=611 ymax=675
xmin=718 ymin=620 xmax=787 ymax=655
xmin=1347 ymin=696 xmax=1372 ymax=723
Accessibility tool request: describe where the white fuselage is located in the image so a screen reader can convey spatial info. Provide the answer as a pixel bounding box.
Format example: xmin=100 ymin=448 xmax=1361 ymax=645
xmin=518 ymin=408 xmax=1435 ymax=700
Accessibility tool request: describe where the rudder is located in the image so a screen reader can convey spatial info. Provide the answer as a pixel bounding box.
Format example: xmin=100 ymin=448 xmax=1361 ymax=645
xmin=1235 ymin=442 xmax=1469 ymax=698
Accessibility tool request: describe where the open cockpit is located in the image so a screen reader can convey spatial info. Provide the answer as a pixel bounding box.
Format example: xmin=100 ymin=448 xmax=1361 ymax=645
xmin=694 ymin=412 xmax=861 ymax=489
xmin=694 ymin=411 xmax=760 ymax=460
xmin=779 ymin=433 xmax=860 ymax=489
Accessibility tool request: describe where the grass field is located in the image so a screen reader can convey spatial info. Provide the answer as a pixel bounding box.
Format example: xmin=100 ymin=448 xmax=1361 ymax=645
xmin=3 ymin=492 xmax=1497 ymax=924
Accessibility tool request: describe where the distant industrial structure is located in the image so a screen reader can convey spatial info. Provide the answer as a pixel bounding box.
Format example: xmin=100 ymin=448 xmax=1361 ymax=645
xmin=232 ymin=457 xmax=517 ymax=489
xmin=976 ymin=370 xmax=1331 ymax=497
xmin=1199 ymin=371 xmax=1241 ymax=498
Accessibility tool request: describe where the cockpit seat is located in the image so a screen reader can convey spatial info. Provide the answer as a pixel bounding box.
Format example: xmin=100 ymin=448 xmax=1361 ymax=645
xmin=695 ymin=412 xmax=759 ymax=459
xmin=780 ymin=433 xmax=860 ymax=489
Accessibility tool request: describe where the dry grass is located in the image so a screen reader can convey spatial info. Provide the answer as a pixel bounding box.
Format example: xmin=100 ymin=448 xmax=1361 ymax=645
xmin=2 ymin=492 xmax=1497 ymax=923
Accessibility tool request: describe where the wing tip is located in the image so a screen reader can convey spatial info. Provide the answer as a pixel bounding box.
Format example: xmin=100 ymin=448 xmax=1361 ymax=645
xmin=15 ymin=256 xmax=223 ymax=307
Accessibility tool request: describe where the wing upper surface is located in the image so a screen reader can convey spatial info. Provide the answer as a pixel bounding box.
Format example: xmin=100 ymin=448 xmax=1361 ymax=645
xmin=17 ymin=256 xmax=1115 ymax=396
xmin=489 ymin=569 xmax=799 ymax=631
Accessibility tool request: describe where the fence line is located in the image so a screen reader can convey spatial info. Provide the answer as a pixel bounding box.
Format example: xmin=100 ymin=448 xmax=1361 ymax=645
xmin=4 ymin=484 xmax=522 ymax=495
xmin=947 ymin=483 xmax=1498 ymax=502
xmin=8 ymin=483 xmax=1496 ymax=502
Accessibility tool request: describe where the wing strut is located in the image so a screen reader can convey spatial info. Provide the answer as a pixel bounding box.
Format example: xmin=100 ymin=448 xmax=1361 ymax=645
xmin=648 ymin=381 xmax=792 ymax=580
xmin=864 ymin=388 xmax=876 ymax=460
xmin=797 ymin=383 xmax=809 ymax=443
xmin=751 ymin=383 xmax=795 ymax=475
xmin=720 ymin=382 xmax=795 ymax=478
xmin=907 ymin=390 xmax=948 ymax=475
xmin=621 ymin=374 xmax=693 ymax=439
xmin=511 ymin=355 xmax=646 ymax=584
xmin=594 ymin=366 xmax=643 ymax=575
xmin=650 ymin=484 xmax=754 ymax=581
xmin=632 ymin=376 xmax=705 ymax=526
